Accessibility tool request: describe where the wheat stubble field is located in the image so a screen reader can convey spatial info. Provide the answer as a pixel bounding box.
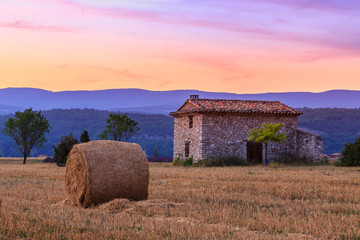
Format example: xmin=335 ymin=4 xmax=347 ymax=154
xmin=1 ymin=158 xmax=360 ymax=239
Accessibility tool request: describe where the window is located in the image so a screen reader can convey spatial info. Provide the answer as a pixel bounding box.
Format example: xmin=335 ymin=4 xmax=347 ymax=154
xmin=188 ymin=116 xmax=193 ymax=128
xmin=185 ymin=142 xmax=190 ymax=157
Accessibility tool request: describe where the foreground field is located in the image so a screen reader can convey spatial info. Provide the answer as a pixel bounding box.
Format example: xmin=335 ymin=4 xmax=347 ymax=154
xmin=1 ymin=158 xmax=360 ymax=239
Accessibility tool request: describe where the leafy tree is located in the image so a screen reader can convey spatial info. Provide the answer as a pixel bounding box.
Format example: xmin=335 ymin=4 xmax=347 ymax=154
xmin=152 ymin=146 xmax=160 ymax=157
xmin=53 ymin=134 xmax=79 ymax=166
xmin=1 ymin=108 xmax=50 ymax=164
xmin=339 ymin=137 xmax=360 ymax=166
xmin=98 ymin=113 xmax=140 ymax=141
xmin=248 ymin=123 xmax=287 ymax=165
xmin=80 ymin=129 xmax=90 ymax=143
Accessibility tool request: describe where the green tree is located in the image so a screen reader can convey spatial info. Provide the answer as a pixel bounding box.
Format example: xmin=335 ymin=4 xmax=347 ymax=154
xmin=1 ymin=108 xmax=51 ymax=164
xmin=152 ymin=146 xmax=160 ymax=157
xmin=248 ymin=123 xmax=287 ymax=165
xmin=98 ymin=113 xmax=140 ymax=141
xmin=80 ymin=129 xmax=90 ymax=143
xmin=53 ymin=134 xmax=79 ymax=166
xmin=339 ymin=137 xmax=360 ymax=166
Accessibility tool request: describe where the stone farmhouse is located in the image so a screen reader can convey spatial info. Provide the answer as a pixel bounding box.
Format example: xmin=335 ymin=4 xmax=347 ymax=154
xmin=170 ymin=95 xmax=323 ymax=164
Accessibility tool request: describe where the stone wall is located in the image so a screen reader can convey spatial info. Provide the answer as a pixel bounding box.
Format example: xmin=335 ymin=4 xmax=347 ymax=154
xmin=173 ymin=114 xmax=203 ymax=160
xmin=295 ymin=129 xmax=323 ymax=160
xmin=201 ymin=113 xmax=298 ymax=162
xmin=173 ymin=112 xmax=323 ymax=163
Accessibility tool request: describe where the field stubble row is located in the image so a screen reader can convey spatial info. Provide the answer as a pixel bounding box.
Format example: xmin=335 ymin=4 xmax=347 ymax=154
xmin=1 ymin=158 xmax=360 ymax=239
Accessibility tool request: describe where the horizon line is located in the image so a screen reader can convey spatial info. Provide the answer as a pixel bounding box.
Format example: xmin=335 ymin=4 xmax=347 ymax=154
xmin=0 ymin=87 xmax=358 ymax=95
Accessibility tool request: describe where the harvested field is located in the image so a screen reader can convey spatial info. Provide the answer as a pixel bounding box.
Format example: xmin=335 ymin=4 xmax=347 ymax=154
xmin=1 ymin=158 xmax=360 ymax=239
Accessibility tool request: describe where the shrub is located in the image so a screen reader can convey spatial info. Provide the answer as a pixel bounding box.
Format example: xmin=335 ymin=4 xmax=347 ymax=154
xmin=196 ymin=156 xmax=247 ymax=167
xmin=172 ymin=154 xmax=182 ymax=166
xmin=53 ymin=134 xmax=79 ymax=166
xmin=172 ymin=154 xmax=193 ymax=166
xmin=80 ymin=129 xmax=90 ymax=143
xmin=339 ymin=137 xmax=360 ymax=166
xmin=152 ymin=146 xmax=160 ymax=157
xmin=183 ymin=156 xmax=193 ymax=166
xmin=271 ymin=153 xmax=329 ymax=166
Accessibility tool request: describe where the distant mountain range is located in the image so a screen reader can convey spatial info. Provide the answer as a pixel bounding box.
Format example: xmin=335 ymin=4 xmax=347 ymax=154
xmin=0 ymin=88 xmax=360 ymax=115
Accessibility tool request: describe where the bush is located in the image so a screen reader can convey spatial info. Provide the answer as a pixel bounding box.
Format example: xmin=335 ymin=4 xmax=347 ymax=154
xmin=172 ymin=154 xmax=193 ymax=166
xmin=53 ymin=134 xmax=79 ymax=166
xmin=80 ymin=129 xmax=90 ymax=143
xmin=183 ymin=156 xmax=193 ymax=166
xmin=196 ymin=156 xmax=247 ymax=167
xmin=271 ymin=153 xmax=325 ymax=166
xmin=339 ymin=137 xmax=360 ymax=166
xmin=172 ymin=154 xmax=182 ymax=166
xmin=152 ymin=146 xmax=160 ymax=157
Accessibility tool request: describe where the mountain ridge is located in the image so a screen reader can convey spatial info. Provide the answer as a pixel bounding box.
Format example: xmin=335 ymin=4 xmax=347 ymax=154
xmin=0 ymin=88 xmax=359 ymax=115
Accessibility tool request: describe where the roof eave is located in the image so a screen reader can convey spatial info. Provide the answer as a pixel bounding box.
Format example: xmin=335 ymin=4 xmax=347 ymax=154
xmin=170 ymin=110 xmax=302 ymax=117
xmin=169 ymin=110 xmax=200 ymax=117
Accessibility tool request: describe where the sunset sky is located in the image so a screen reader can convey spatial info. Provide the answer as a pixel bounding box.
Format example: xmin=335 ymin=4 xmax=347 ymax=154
xmin=1 ymin=0 xmax=360 ymax=93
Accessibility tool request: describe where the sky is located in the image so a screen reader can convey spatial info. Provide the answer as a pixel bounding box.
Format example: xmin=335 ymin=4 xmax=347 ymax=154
xmin=1 ymin=0 xmax=360 ymax=93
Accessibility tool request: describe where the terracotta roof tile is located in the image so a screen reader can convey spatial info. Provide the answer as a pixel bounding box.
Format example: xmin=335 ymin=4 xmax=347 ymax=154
xmin=170 ymin=98 xmax=302 ymax=116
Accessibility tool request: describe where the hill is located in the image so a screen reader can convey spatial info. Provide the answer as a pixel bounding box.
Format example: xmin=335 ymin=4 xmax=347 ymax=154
xmin=1 ymin=88 xmax=360 ymax=115
xmin=0 ymin=109 xmax=173 ymax=157
xmin=298 ymin=108 xmax=360 ymax=154
xmin=0 ymin=108 xmax=359 ymax=157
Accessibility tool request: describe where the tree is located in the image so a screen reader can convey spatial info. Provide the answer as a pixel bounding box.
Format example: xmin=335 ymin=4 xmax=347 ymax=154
xmin=152 ymin=146 xmax=160 ymax=157
xmin=53 ymin=134 xmax=79 ymax=166
xmin=98 ymin=113 xmax=140 ymax=141
xmin=80 ymin=129 xmax=90 ymax=143
xmin=248 ymin=123 xmax=287 ymax=165
xmin=1 ymin=108 xmax=51 ymax=164
xmin=339 ymin=137 xmax=360 ymax=166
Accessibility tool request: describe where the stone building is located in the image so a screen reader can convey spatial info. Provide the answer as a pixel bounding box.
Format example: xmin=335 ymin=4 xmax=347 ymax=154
xmin=170 ymin=95 xmax=323 ymax=164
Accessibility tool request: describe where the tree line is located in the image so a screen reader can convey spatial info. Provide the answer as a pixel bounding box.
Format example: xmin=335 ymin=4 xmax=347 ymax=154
xmin=1 ymin=107 xmax=360 ymax=166
xmin=2 ymin=109 xmax=143 ymax=165
xmin=0 ymin=109 xmax=174 ymax=158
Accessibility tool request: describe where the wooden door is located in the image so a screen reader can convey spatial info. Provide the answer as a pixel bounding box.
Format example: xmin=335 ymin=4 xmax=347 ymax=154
xmin=247 ymin=141 xmax=263 ymax=165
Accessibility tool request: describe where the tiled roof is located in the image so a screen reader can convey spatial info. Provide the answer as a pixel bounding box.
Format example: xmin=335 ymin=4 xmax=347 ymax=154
xmin=170 ymin=98 xmax=302 ymax=116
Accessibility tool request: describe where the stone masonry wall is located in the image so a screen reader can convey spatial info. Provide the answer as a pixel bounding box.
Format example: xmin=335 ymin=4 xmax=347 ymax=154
xmin=200 ymin=113 xmax=299 ymax=162
xmin=173 ymin=112 xmax=323 ymax=163
xmin=295 ymin=129 xmax=323 ymax=160
xmin=173 ymin=114 xmax=203 ymax=160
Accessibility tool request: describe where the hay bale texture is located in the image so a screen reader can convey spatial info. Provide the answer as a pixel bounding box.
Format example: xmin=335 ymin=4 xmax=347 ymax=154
xmin=65 ymin=140 xmax=149 ymax=207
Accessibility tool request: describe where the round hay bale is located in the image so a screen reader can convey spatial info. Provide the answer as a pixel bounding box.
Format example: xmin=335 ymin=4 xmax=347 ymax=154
xmin=65 ymin=140 xmax=149 ymax=207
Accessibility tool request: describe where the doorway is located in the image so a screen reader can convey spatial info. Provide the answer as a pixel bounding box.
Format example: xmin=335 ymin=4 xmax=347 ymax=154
xmin=247 ymin=141 xmax=263 ymax=165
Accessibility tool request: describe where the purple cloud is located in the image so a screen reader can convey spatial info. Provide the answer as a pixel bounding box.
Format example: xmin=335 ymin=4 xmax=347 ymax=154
xmin=23 ymin=0 xmax=360 ymax=60
xmin=254 ymin=0 xmax=360 ymax=12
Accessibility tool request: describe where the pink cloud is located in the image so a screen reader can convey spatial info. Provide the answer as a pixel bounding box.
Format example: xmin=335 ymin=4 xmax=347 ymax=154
xmin=156 ymin=81 xmax=172 ymax=89
xmin=27 ymin=0 xmax=162 ymax=21
xmin=83 ymin=65 xmax=148 ymax=80
xmin=75 ymin=76 xmax=100 ymax=84
xmin=55 ymin=64 xmax=148 ymax=79
xmin=0 ymin=20 xmax=75 ymax=32
xmin=161 ymin=51 xmax=253 ymax=80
